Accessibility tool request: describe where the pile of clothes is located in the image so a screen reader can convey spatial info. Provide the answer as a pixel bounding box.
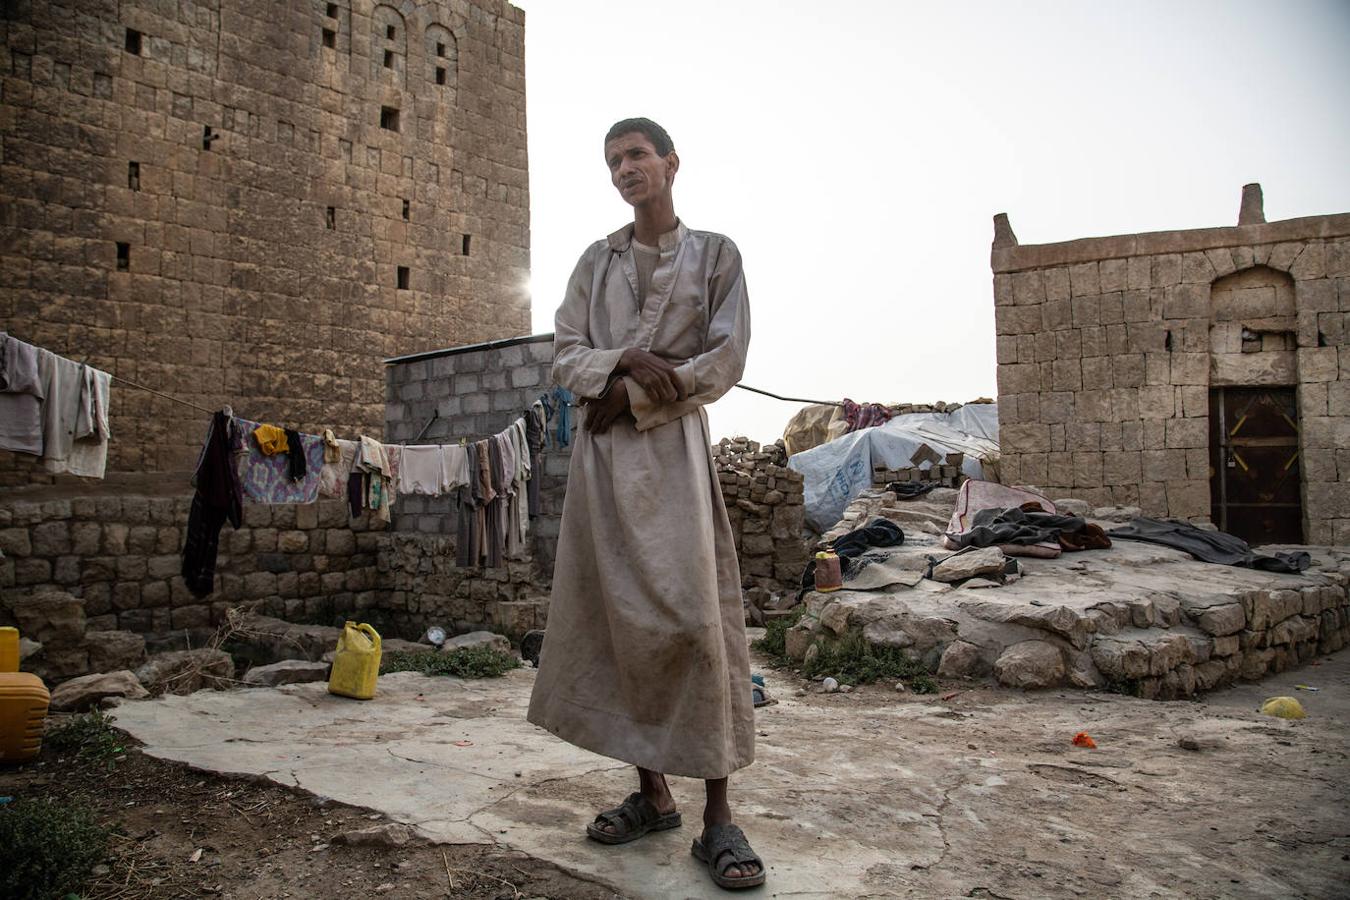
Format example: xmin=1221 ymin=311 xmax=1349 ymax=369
xmin=0 ymin=333 xmax=111 ymax=478
xmin=942 ymin=481 xmax=1107 ymax=559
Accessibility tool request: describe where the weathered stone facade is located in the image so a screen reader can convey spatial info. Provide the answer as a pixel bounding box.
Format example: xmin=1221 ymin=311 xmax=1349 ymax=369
xmin=0 ymin=0 xmax=529 ymax=482
xmin=0 ymin=490 xmax=386 ymax=637
xmin=991 ymin=188 xmax=1350 ymax=544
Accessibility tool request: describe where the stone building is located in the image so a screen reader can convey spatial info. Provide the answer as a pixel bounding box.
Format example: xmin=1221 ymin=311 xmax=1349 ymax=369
xmin=991 ymin=185 xmax=1349 ymax=545
xmin=1 ymin=0 xmax=529 ymax=481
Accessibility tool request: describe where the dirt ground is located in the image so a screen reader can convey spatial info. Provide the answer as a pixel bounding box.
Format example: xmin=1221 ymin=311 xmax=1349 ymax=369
xmin=6 ymin=647 xmax=1350 ymax=899
xmin=0 ymin=736 xmax=617 ymax=900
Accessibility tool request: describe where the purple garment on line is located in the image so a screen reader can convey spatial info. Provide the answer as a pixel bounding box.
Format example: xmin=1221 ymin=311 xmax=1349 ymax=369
xmin=231 ymin=417 xmax=325 ymax=503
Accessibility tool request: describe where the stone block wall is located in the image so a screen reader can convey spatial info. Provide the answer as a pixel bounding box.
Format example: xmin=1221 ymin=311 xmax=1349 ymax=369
xmin=0 ymin=488 xmax=386 ymax=641
xmin=0 ymin=0 xmax=529 ymax=483
xmin=991 ymin=202 xmax=1350 ymax=543
xmin=714 ymin=437 xmax=809 ymax=591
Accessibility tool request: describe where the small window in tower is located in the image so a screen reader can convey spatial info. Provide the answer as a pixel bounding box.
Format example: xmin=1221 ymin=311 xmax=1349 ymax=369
xmin=401 ymin=199 xmax=409 ymax=221
xmin=436 ymin=42 xmax=446 ymax=57
xmin=326 ymin=3 xmax=337 ymax=17
xmin=202 ymin=125 xmax=217 ymax=150
xmin=461 ymin=234 xmax=471 ymax=256
xmin=383 ymin=49 xmax=393 ymax=68
xmin=116 ymin=242 xmax=130 ymax=270
xmin=435 ymin=66 xmax=446 ymax=85
xmin=322 ymin=28 xmax=335 ymax=48
xmin=380 ymin=106 xmax=399 ymax=131
xmin=125 ymin=29 xmax=142 ymax=55
xmin=386 ymin=25 xmax=396 ymax=40
xmin=128 ymin=161 xmax=140 ymax=190
xmin=325 ymin=206 xmax=336 ymax=230
xmin=397 ymin=266 xmax=409 ymax=290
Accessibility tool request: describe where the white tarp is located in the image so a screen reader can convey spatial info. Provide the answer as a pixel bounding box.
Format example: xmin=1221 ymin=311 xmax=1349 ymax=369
xmin=788 ymin=404 xmax=1000 ymax=532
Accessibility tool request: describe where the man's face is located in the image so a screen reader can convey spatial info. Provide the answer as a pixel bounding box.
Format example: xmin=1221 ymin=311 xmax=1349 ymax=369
xmin=604 ymin=132 xmax=678 ymax=208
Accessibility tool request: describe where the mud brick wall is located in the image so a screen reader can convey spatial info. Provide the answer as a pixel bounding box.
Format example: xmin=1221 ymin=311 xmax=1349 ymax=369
xmin=991 ymin=199 xmax=1350 ymax=544
xmin=713 ymin=437 xmax=809 ymax=591
xmin=0 ymin=489 xmax=386 ymax=646
xmin=0 ymin=0 xmax=529 ymax=484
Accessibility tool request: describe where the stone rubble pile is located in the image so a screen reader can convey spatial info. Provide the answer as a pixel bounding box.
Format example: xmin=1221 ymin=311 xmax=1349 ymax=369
xmin=714 ymin=437 xmax=810 ymax=593
xmin=822 ymin=487 xmax=960 ymax=544
xmin=871 ymin=448 xmax=968 ymax=489
xmin=2 ymin=589 xmax=147 ymax=683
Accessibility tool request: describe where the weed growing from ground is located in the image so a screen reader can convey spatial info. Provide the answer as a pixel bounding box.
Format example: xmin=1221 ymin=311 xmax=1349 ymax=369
xmin=804 ymin=633 xmax=938 ymax=693
xmin=751 ymin=607 xmax=803 ymax=666
xmin=381 ymin=647 xmax=520 ymax=679
xmin=0 ymin=797 xmax=108 ymax=900
xmin=45 ymin=711 xmax=126 ymax=765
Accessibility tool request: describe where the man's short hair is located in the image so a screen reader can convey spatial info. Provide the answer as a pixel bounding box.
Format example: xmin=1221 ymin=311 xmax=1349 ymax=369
xmin=604 ymin=118 xmax=674 ymax=157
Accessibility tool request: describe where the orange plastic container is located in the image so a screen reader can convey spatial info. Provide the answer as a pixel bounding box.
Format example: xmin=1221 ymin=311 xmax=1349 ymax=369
xmin=0 ymin=626 xmax=18 ymax=672
xmin=0 ymin=672 xmax=50 ymax=763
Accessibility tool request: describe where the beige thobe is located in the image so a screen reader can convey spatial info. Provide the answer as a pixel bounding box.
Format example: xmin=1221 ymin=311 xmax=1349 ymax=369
xmin=526 ymin=221 xmax=754 ymax=779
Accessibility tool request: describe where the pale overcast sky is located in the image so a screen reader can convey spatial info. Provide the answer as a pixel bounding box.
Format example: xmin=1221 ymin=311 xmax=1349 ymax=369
xmin=512 ymin=0 xmax=1350 ymax=444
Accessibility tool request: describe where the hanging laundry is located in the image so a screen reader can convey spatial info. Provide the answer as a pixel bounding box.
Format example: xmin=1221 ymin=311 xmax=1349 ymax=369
xmin=36 ymin=349 xmax=91 ymax=469
xmin=44 ymin=364 xmax=111 ymax=479
xmin=0 ymin=333 xmax=44 ymax=456
xmin=233 ymin=418 xmax=325 ymax=503
xmin=442 ymin=443 xmax=471 ymax=493
xmin=552 ymin=385 xmax=573 ymax=448
xmin=253 ymin=423 xmax=289 ymax=455
xmin=525 ymin=401 xmax=546 ymax=518
xmin=456 ymin=441 xmax=481 ymax=566
xmin=350 ymin=436 xmax=397 ymax=524
xmin=182 ymin=411 xmax=243 ymax=597
xmin=320 ymin=438 xmax=358 ymax=499
xmin=283 ymin=428 xmax=306 ymax=482
xmin=507 ymin=417 xmax=530 ymax=555
xmin=400 ymin=444 xmax=451 ymax=495
xmin=322 ymin=429 xmax=341 ymax=463
xmin=483 ymin=437 xmax=506 ymax=567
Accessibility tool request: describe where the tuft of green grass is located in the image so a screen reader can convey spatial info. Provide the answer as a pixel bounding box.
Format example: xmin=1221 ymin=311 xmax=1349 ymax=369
xmin=0 ymin=798 xmax=108 ymax=900
xmin=380 ymin=646 xmax=520 ymax=679
xmin=45 ymin=711 xmax=126 ymax=765
xmin=803 ymin=632 xmax=938 ymax=693
xmin=752 ymin=607 xmax=803 ymax=666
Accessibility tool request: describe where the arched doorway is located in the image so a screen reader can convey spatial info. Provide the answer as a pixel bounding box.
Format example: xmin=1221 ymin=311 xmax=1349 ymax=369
xmin=1207 ymin=266 xmax=1303 ymax=544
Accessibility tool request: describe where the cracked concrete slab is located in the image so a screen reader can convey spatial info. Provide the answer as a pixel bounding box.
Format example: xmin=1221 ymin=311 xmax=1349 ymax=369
xmin=112 ymin=656 xmax=1350 ymax=898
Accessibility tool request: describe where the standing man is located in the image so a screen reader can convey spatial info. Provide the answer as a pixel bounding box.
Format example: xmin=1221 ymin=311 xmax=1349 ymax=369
xmin=527 ymin=118 xmax=763 ymax=891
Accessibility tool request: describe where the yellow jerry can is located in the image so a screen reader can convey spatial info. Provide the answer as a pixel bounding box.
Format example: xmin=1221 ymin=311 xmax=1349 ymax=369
xmin=0 ymin=626 xmax=19 ymax=673
xmin=0 ymin=671 xmax=50 ymax=763
xmin=328 ymin=622 xmax=382 ymax=700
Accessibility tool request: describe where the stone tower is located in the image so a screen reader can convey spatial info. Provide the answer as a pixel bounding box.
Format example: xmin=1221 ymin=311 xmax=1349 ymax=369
xmin=0 ymin=0 xmax=529 ymax=482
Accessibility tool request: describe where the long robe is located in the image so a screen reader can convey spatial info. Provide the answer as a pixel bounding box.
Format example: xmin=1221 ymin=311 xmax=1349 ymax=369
xmin=526 ymin=221 xmax=754 ymax=779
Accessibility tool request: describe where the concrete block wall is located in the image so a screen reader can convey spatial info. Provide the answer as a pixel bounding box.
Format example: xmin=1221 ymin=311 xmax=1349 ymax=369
xmin=0 ymin=0 xmax=529 ymax=483
xmin=382 ymin=334 xmax=569 ymax=637
xmin=991 ymin=205 xmax=1350 ymax=544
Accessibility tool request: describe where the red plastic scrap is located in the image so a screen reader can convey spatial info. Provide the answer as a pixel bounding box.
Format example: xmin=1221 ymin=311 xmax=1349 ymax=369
xmin=1071 ymin=731 xmax=1097 ymax=749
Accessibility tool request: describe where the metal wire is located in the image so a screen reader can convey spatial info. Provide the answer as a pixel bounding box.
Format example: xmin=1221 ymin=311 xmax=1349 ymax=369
xmin=734 ymin=383 xmax=841 ymax=406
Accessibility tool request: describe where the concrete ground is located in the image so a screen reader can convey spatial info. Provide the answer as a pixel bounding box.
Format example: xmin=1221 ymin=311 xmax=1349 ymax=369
xmin=111 ymin=649 xmax=1350 ymax=899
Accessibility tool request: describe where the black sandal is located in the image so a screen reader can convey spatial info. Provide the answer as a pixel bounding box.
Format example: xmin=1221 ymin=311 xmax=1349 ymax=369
xmin=585 ymin=792 xmax=682 ymax=845
xmin=692 ymin=823 xmax=766 ymax=889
